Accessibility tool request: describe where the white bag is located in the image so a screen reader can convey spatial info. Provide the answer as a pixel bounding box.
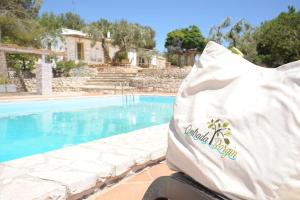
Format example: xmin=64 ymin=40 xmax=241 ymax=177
xmin=166 ymin=41 xmax=300 ymax=200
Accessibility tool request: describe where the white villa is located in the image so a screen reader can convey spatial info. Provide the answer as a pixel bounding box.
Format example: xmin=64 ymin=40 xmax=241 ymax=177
xmin=42 ymin=28 xmax=166 ymax=68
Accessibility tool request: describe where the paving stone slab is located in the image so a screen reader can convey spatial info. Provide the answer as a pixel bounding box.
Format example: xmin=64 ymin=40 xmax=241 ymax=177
xmin=66 ymin=160 xmax=114 ymax=181
xmin=0 ymin=165 xmax=28 ymax=185
xmin=80 ymin=142 xmax=152 ymax=165
xmin=3 ymin=154 xmax=47 ymax=169
xmin=0 ymin=177 xmax=67 ymax=200
xmin=29 ymin=169 xmax=97 ymax=196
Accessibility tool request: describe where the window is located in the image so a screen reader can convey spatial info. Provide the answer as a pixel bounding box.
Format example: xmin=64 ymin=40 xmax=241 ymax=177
xmin=77 ymin=43 xmax=84 ymax=60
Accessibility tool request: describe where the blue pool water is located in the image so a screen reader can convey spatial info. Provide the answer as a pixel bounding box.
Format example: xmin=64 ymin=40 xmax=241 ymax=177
xmin=0 ymin=96 xmax=175 ymax=162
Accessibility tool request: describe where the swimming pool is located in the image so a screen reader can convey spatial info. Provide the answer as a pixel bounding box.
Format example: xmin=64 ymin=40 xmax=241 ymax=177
xmin=0 ymin=96 xmax=175 ymax=162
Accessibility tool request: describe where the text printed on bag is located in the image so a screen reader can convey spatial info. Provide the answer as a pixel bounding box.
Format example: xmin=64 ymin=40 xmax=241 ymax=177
xmin=184 ymin=119 xmax=238 ymax=160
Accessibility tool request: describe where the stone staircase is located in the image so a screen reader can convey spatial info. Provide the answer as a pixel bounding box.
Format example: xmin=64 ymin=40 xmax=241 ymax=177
xmin=81 ymin=72 xmax=137 ymax=93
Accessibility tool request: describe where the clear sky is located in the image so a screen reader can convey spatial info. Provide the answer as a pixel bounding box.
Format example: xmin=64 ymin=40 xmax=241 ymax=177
xmin=40 ymin=0 xmax=300 ymax=52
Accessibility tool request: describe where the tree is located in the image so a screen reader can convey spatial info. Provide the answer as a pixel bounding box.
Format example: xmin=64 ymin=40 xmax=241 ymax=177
xmin=234 ymin=25 xmax=260 ymax=64
xmin=0 ymin=0 xmax=43 ymax=46
xmin=59 ymin=12 xmax=85 ymax=30
xmin=208 ymin=17 xmax=261 ymax=64
xmin=135 ymin=25 xmax=156 ymax=49
xmin=112 ymin=20 xmax=155 ymax=50
xmin=207 ymin=17 xmax=231 ymax=44
xmin=83 ymin=19 xmax=113 ymax=63
xmin=254 ymin=6 xmax=300 ymax=67
xmin=38 ymin=11 xmax=85 ymax=32
xmin=165 ymin=25 xmax=206 ymax=53
xmin=225 ymin=19 xmax=251 ymax=47
xmin=225 ymin=19 xmax=260 ymax=63
xmin=165 ymin=25 xmax=206 ymax=66
xmin=111 ymin=20 xmax=156 ymax=63
xmin=38 ymin=12 xmax=63 ymax=36
xmin=0 ymin=0 xmax=43 ymax=81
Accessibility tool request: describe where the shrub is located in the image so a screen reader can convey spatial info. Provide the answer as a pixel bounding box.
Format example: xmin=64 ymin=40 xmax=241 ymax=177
xmin=54 ymin=60 xmax=76 ymax=77
xmin=0 ymin=75 xmax=7 ymax=85
xmin=113 ymin=50 xmax=128 ymax=64
xmin=7 ymin=54 xmax=36 ymax=73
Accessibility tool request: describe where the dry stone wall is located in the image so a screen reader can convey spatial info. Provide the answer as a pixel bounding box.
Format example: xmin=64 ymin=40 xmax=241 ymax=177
xmin=69 ymin=66 xmax=98 ymax=77
xmin=21 ymin=77 xmax=88 ymax=93
xmin=130 ymin=67 xmax=192 ymax=93
xmin=8 ymin=67 xmax=192 ymax=94
xmin=0 ymin=51 xmax=8 ymax=79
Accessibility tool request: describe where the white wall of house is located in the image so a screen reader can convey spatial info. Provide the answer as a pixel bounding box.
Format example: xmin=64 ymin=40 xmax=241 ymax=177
xmin=41 ymin=33 xmax=105 ymax=64
xmin=64 ymin=36 xmax=104 ymax=63
xmin=151 ymin=56 xmax=157 ymax=66
xmin=128 ymin=50 xmax=137 ymax=67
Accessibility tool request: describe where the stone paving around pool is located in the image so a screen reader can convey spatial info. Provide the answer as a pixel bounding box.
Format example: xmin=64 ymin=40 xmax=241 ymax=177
xmin=0 ymin=123 xmax=169 ymax=200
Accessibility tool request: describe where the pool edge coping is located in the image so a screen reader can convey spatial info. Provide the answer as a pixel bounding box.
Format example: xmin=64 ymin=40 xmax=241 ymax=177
xmin=0 ymin=123 xmax=170 ymax=200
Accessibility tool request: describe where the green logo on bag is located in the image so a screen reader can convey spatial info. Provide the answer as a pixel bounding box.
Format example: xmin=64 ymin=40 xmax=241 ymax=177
xmin=207 ymin=119 xmax=231 ymax=146
xmin=184 ymin=118 xmax=238 ymax=160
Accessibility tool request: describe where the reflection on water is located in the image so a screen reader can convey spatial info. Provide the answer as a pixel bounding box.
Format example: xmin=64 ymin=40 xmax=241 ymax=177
xmin=0 ymin=101 xmax=173 ymax=162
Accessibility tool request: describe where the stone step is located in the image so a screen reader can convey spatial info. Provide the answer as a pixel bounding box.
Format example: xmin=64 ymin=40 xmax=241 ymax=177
xmin=80 ymin=85 xmax=135 ymax=90
xmin=87 ymin=78 xmax=132 ymax=82
xmin=85 ymin=81 xmax=131 ymax=86
xmin=91 ymin=75 xmax=135 ymax=78
xmin=96 ymin=72 xmax=137 ymax=75
xmin=95 ymin=73 xmax=136 ymax=77
xmin=80 ymin=85 xmax=136 ymax=93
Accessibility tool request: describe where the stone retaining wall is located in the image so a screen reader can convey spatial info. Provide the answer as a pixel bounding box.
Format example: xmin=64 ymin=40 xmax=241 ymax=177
xmin=0 ymin=51 xmax=8 ymax=79
xmin=138 ymin=67 xmax=191 ymax=79
xmin=130 ymin=67 xmax=191 ymax=93
xmin=131 ymin=77 xmax=183 ymax=93
xmin=19 ymin=77 xmax=88 ymax=93
xmin=69 ymin=66 xmax=98 ymax=77
xmin=8 ymin=78 xmax=25 ymax=92
xmin=7 ymin=67 xmax=192 ymax=93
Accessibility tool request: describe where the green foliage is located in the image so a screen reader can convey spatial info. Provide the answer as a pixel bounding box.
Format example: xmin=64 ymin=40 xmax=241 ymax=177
xmin=165 ymin=25 xmax=206 ymax=53
xmin=7 ymin=54 xmax=36 ymax=72
xmin=254 ymin=6 xmax=300 ymax=67
xmin=38 ymin=11 xmax=85 ymax=36
xmin=59 ymin=12 xmax=85 ymax=30
xmin=0 ymin=0 xmax=42 ymax=18
xmin=113 ymin=49 xmax=128 ymax=63
xmin=55 ymin=60 xmax=76 ymax=77
xmin=225 ymin=19 xmax=251 ymax=48
xmin=38 ymin=12 xmax=63 ymax=36
xmin=209 ymin=18 xmax=260 ymax=64
xmin=83 ymin=19 xmax=113 ymax=63
xmin=135 ymin=25 xmax=156 ymax=49
xmin=208 ymin=17 xmax=231 ymax=44
xmin=112 ymin=20 xmax=156 ymax=51
xmin=138 ymin=49 xmax=157 ymax=67
xmin=0 ymin=0 xmax=43 ymax=47
xmin=0 ymin=75 xmax=7 ymax=85
xmin=234 ymin=28 xmax=261 ymax=64
xmin=167 ymin=54 xmax=180 ymax=66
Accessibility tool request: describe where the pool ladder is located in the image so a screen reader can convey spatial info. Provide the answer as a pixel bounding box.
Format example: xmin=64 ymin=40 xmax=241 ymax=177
xmin=117 ymin=82 xmax=135 ymax=104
